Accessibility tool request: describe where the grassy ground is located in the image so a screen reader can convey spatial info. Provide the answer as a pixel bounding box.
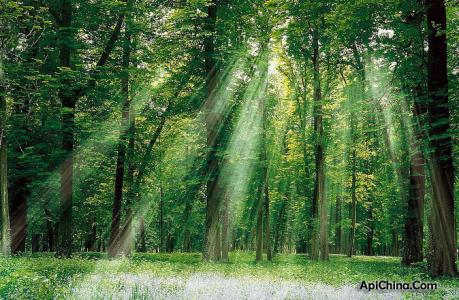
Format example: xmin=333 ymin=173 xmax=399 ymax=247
xmin=0 ymin=252 xmax=457 ymax=299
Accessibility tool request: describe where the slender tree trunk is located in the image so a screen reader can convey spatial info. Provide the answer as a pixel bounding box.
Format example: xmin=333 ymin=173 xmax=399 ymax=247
xmin=119 ymin=105 xmax=135 ymax=256
xmin=256 ymin=182 xmax=264 ymax=261
xmin=366 ymin=204 xmax=374 ymax=256
xmin=425 ymin=0 xmax=457 ymax=277
xmin=403 ymin=88 xmax=425 ymax=265
xmin=0 ymin=79 xmax=10 ymax=256
xmin=221 ymin=192 xmax=230 ymax=261
xmin=89 ymin=220 xmax=97 ymax=251
xmin=391 ymin=230 xmax=399 ymax=256
xmin=56 ymin=0 xmax=74 ymax=258
xmin=397 ymin=0 xmax=426 ymax=268
xmin=310 ymin=27 xmax=327 ymax=261
xmin=264 ymin=179 xmax=272 ymax=261
xmin=348 ymin=149 xmax=357 ymax=257
xmin=159 ymin=183 xmax=164 ymax=252
xmin=45 ymin=208 xmax=54 ymax=252
xmin=273 ymin=202 xmax=285 ymax=255
xmin=31 ymin=234 xmax=40 ymax=253
xmin=334 ymin=196 xmax=341 ymax=254
xmin=137 ymin=217 xmax=146 ymax=252
xmin=309 ymin=32 xmax=320 ymax=261
xmin=203 ymin=0 xmax=222 ymax=262
xmin=215 ymin=223 xmax=221 ymax=260
xmin=108 ymin=12 xmax=131 ymax=257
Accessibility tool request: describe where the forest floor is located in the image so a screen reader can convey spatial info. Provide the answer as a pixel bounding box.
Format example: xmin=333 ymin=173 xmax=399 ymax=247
xmin=0 ymin=252 xmax=457 ymax=299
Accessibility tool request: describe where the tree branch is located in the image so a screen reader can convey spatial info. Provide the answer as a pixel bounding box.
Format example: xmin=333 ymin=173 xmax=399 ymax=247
xmin=74 ymin=13 xmax=125 ymax=100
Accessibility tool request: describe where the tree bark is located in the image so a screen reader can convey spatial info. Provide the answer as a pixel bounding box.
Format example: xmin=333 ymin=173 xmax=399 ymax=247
xmin=425 ymin=0 xmax=457 ymax=276
xmin=203 ymin=0 xmax=222 ymax=262
xmin=403 ymin=86 xmax=425 ymax=265
xmin=264 ymin=178 xmax=272 ymax=261
xmin=334 ymin=195 xmax=341 ymax=254
xmin=348 ymin=148 xmax=357 ymax=257
xmin=159 ymin=183 xmax=164 ymax=252
xmin=44 ymin=208 xmax=54 ymax=252
xmin=55 ymin=0 xmax=74 ymax=258
xmin=53 ymin=0 xmax=124 ymax=258
xmin=255 ymin=182 xmax=263 ymax=261
xmin=311 ymin=26 xmax=327 ymax=261
xmin=221 ymin=192 xmax=230 ymax=261
xmin=365 ymin=204 xmax=374 ymax=256
xmin=137 ymin=217 xmax=146 ymax=252
xmin=31 ymin=234 xmax=40 ymax=253
xmin=108 ymin=4 xmax=132 ymax=258
xmin=0 ymin=81 xmax=10 ymax=255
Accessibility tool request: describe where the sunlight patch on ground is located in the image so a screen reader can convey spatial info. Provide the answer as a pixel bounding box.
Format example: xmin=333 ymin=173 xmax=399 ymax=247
xmin=65 ymin=272 xmax=407 ymax=300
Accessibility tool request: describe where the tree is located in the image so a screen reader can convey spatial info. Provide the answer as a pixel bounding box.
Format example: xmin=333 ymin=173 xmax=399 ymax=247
xmin=425 ymin=0 xmax=457 ymax=277
xmin=203 ymin=0 xmax=221 ymax=262
xmin=0 ymin=60 xmax=10 ymax=255
xmin=52 ymin=0 xmax=124 ymax=257
xmin=108 ymin=0 xmax=133 ymax=258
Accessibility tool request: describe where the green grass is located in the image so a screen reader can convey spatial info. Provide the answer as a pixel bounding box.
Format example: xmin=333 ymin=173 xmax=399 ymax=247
xmin=0 ymin=252 xmax=457 ymax=299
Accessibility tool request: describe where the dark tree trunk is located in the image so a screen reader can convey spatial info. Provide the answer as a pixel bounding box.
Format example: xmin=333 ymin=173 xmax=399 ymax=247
xmin=108 ymin=135 xmax=126 ymax=256
xmin=53 ymin=0 xmax=123 ymax=259
xmin=137 ymin=217 xmax=146 ymax=252
xmin=9 ymin=93 xmax=32 ymax=254
xmin=403 ymin=89 xmax=425 ymax=264
xmin=121 ymin=99 xmax=136 ymax=256
xmin=0 ymin=82 xmax=10 ymax=256
xmin=365 ymin=204 xmax=374 ymax=256
xmin=159 ymin=184 xmax=164 ymax=252
xmin=183 ymin=229 xmax=191 ymax=252
xmin=32 ymin=234 xmax=40 ymax=253
xmin=85 ymin=218 xmax=97 ymax=251
xmin=45 ymin=208 xmax=54 ymax=252
xmin=108 ymin=13 xmax=132 ymax=257
xmin=348 ymin=149 xmax=357 ymax=257
xmin=256 ymin=183 xmax=263 ymax=261
xmin=264 ymin=179 xmax=272 ymax=261
xmin=9 ymin=182 xmax=27 ymax=253
xmin=203 ymin=0 xmax=222 ymax=262
xmin=399 ymin=0 xmax=426 ymax=268
xmin=55 ymin=0 xmax=74 ymax=258
xmin=309 ymin=26 xmax=328 ymax=261
xmin=334 ymin=196 xmax=341 ymax=254
xmin=425 ymin=0 xmax=457 ymax=277
xmin=391 ymin=230 xmax=399 ymax=256
xmin=221 ymin=192 xmax=230 ymax=261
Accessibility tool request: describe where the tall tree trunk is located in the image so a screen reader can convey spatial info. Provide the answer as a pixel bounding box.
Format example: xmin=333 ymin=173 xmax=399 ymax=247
xmin=256 ymin=182 xmax=263 ymax=261
xmin=31 ymin=234 xmax=40 ymax=253
xmin=89 ymin=220 xmax=97 ymax=251
xmin=159 ymin=183 xmax=164 ymax=252
xmin=310 ymin=26 xmax=327 ymax=261
xmin=221 ymin=192 xmax=230 ymax=261
xmin=403 ymin=86 xmax=425 ymax=265
xmin=44 ymin=208 xmax=54 ymax=252
xmin=366 ymin=204 xmax=374 ymax=256
xmin=425 ymin=0 xmax=457 ymax=277
xmin=273 ymin=201 xmax=286 ymax=255
xmin=391 ymin=230 xmax=399 ymax=256
xmin=137 ymin=217 xmax=146 ymax=252
xmin=0 ymin=80 xmax=10 ymax=255
xmin=56 ymin=0 xmax=74 ymax=258
xmin=203 ymin=0 xmax=222 ymax=262
xmin=334 ymin=195 xmax=341 ymax=254
xmin=118 ymin=105 xmax=135 ymax=256
xmin=264 ymin=179 xmax=272 ymax=261
xmin=108 ymin=8 xmax=131 ymax=257
xmin=348 ymin=148 xmax=357 ymax=257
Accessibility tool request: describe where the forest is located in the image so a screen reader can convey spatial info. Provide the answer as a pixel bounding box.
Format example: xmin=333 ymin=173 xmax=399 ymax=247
xmin=0 ymin=0 xmax=458 ymax=299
